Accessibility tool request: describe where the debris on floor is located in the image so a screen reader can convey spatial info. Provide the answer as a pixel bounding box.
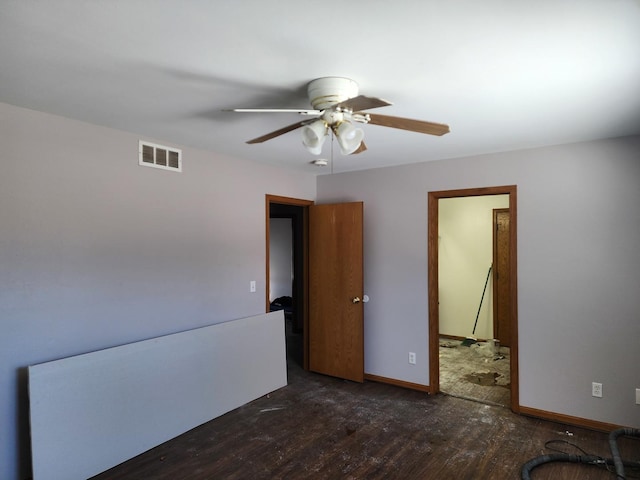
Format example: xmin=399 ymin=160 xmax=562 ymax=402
xmin=464 ymin=372 xmax=499 ymax=386
xmin=439 ymin=337 xmax=511 ymax=405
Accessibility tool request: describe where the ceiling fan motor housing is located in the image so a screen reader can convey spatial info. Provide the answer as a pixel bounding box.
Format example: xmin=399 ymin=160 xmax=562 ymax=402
xmin=307 ymin=77 xmax=359 ymax=110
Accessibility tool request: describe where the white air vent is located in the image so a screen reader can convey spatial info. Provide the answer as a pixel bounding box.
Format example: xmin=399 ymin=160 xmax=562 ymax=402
xmin=139 ymin=140 xmax=182 ymax=172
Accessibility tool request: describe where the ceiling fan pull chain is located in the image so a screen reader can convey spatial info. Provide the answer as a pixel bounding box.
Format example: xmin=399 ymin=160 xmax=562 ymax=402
xmin=330 ymin=131 xmax=334 ymax=175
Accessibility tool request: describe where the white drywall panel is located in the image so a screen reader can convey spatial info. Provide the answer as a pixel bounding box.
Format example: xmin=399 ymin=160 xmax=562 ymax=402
xmin=28 ymin=311 xmax=287 ymax=480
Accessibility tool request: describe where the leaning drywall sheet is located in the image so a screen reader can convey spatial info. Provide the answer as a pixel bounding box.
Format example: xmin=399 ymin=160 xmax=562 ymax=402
xmin=28 ymin=311 xmax=286 ymax=480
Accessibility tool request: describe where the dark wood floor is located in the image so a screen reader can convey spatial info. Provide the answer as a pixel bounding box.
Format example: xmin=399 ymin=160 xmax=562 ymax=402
xmin=92 ymin=337 xmax=639 ymax=480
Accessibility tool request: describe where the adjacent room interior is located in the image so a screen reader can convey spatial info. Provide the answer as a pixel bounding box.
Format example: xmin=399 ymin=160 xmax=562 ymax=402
xmin=268 ymin=200 xmax=307 ymax=368
xmin=438 ymin=194 xmax=512 ymax=408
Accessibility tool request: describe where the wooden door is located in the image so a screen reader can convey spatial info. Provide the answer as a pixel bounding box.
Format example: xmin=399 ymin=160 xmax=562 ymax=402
xmin=308 ymin=202 xmax=364 ymax=382
xmin=493 ymin=209 xmax=510 ymax=347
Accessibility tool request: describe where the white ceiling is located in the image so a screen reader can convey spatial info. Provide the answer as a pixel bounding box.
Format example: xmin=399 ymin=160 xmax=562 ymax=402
xmin=2 ymin=1 xmax=639 ymax=174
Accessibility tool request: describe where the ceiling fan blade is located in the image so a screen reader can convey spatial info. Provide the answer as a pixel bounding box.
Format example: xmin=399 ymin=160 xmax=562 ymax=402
xmin=227 ymin=108 xmax=321 ymax=115
xmin=246 ymin=120 xmax=309 ymax=144
xmin=335 ymin=95 xmax=391 ymax=112
xmin=351 ymin=141 xmax=367 ymax=155
xmin=366 ymin=113 xmax=450 ymax=136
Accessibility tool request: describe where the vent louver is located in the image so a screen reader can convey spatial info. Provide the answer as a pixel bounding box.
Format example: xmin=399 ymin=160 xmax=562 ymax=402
xmin=139 ymin=141 xmax=182 ymax=172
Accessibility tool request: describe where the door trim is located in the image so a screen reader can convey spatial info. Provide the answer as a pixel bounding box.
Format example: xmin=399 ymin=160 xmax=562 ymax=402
xmin=493 ymin=208 xmax=510 ymax=344
xmin=266 ymin=195 xmax=314 ymax=370
xmin=428 ymin=185 xmax=519 ymax=413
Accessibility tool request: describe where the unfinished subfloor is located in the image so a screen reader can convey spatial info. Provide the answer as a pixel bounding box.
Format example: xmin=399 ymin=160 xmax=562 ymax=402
xmin=439 ymin=337 xmax=511 ymax=407
xmin=92 ymin=332 xmax=638 ymax=479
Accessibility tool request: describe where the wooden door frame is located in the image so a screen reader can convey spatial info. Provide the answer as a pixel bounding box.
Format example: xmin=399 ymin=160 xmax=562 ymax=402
xmin=266 ymin=195 xmax=314 ymax=370
xmin=493 ymin=208 xmax=510 ymax=343
xmin=428 ymin=185 xmax=520 ymax=413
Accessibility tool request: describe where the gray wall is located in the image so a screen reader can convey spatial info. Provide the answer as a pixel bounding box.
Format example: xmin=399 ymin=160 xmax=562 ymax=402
xmin=0 ymin=102 xmax=316 ymax=480
xmin=317 ymin=135 xmax=640 ymax=428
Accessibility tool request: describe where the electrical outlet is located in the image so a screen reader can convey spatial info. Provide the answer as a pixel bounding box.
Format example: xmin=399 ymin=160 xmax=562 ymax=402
xmin=408 ymin=352 xmax=416 ymax=365
xmin=249 ymin=281 xmax=256 ymax=293
xmin=592 ymin=382 xmax=603 ymax=398
xmin=636 ymin=388 xmax=640 ymax=405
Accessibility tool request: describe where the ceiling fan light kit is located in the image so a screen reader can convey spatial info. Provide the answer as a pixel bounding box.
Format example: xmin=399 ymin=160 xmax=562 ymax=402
xmin=229 ymin=76 xmax=450 ymax=159
xmin=334 ymin=120 xmax=364 ymax=155
xmin=301 ymin=119 xmax=328 ymax=155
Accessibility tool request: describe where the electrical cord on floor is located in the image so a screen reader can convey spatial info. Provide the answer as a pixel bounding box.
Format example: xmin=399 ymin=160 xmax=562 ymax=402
xmin=544 ymin=439 xmax=621 ymax=477
xmin=544 ymin=439 xmax=590 ymax=456
xmin=521 ymin=428 xmax=640 ymax=480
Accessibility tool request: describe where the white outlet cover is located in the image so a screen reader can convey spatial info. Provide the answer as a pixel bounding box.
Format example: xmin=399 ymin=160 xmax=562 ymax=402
xmin=408 ymin=352 xmax=416 ymax=365
xmin=592 ymin=382 xmax=603 ymax=398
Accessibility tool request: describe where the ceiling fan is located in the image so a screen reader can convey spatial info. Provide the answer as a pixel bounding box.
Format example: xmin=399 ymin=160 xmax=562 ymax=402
xmin=227 ymin=77 xmax=450 ymax=156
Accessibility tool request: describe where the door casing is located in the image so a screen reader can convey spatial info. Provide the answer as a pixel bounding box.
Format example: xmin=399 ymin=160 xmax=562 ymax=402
xmin=428 ymin=186 xmax=519 ymax=413
xmin=493 ymin=208 xmax=511 ymax=347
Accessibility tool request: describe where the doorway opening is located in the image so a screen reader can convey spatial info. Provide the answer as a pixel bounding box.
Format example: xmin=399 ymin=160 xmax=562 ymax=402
xmin=266 ymin=195 xmax=365 ymax=383
xmin=428 ymin=186 xmax=519 ymax=412
xmin=266 ymin=195 xmax=313 ymax=370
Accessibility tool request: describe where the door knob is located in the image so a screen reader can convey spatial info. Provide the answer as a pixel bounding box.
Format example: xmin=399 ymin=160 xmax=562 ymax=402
xmin=352 ymin=296 xmax=361 ymax=304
